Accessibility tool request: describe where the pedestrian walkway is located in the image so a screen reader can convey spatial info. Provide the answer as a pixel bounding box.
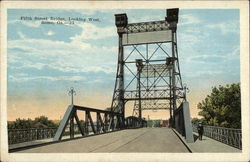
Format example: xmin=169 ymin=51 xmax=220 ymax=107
xmin=187 ymin=132 xmax=241 ymax=153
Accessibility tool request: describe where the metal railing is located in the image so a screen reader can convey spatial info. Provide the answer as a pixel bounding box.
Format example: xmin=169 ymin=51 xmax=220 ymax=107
xmin=8 ymin=127 xmax=57 ymax=145
xmin=8 ymin=117 xmax=147 ymax=145
xmin=8 ymin=125 xmax=107 ymax=145
xmin=193 ymin=125 xmax=242 ymax=149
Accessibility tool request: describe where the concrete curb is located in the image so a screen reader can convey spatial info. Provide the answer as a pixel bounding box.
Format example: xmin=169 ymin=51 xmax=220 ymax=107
xmin=171 ymin=128 xmax=193 ymax=153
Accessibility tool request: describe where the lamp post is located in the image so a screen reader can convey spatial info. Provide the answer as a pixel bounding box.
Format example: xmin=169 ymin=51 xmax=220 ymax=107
xmin=68 ymin=87 xmax=76 ymax=105
xmin=183 ymin=84 xmax=189 ymax=101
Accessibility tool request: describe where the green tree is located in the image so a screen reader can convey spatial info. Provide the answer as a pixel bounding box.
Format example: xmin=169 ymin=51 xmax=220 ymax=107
xmin=34 ymin=116 xmax=57 ymax=127
xmin=191 ymin=118 xmax=207 ymax=125
xmin=8 ymin=116 xmax=59 ymax=129
xmin=8 ymin=118 xmax=34 ymax=129
xmin=147 ymin=120 xmax=153 ymax=127
xmin=197 ymin=83 xmax=241 ymax=128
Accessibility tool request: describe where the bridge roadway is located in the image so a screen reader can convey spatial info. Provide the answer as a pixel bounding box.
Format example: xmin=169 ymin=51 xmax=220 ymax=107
xmin=17 ymin=128 xmax=190 ymax=153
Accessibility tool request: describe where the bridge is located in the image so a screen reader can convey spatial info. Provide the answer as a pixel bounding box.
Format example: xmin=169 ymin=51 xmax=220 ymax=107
xmin=8 ymin=8 xmax=241 ymax=153
xmin=12 ymin=128 xmax=190 ymax=153
xmin=9 ymin=126 xmax=241 ymax=153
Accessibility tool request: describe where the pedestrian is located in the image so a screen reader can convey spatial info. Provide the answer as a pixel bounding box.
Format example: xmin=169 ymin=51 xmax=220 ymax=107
xmin=197 ymin=122 xmax=204 ymax=140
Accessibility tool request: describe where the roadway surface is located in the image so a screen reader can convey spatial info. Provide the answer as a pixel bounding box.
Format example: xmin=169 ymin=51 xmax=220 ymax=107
xmin=16 ymin=128 xmax=190 ymax=153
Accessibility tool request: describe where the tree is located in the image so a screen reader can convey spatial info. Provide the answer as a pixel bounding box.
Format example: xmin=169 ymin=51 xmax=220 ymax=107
xmin=34 ymin=116 xmax=57 ymax=127
xmin=197 ymin=83 xmax=241 ymax=128
xmin=191 ymin=118 xmax=207 ymax=125
xmin=8 ymin=118 xmax=34 ymax=129
xmin=8 ymin=116 xmax=59 ymax=129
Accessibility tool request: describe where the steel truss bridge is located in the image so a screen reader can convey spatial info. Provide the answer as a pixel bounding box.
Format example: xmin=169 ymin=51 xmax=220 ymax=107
xmin=50 ymin=8 xmax=194 ymax=144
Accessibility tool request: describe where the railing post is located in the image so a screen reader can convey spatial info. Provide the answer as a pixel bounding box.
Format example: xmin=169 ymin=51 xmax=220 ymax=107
xmin=96 ymin=112 xmax=100 ymax=134
xmin=36 ymin=129 xmax=38 ymax=140
xmin=70 ymin=115 xmax=74 ymax=139
xmin=104 ymin=113 xmax=108 ymax=132
xmin=226 ymin=129 xmax=229 ymax=145
xmin=85 ymin=111 xmax=89 ymax=135
xmin=239 ymin=131 xmax=241 ymax=149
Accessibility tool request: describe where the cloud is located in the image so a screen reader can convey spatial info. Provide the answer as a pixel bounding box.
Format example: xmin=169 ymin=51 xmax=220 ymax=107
xmin=75 ymin=10 xmax=98 ymax=16
xmin=8 ymin=19 xmax=41 ymax=28
xmin=206 ymin=21 xmax=239 ymax=35
xmin=22 ymin=20 xmax=41 ymax=28
xmin=179 ymin=14 xmax=200 ymax=26
xmin=70 ymin=23 xmax=116 ymax=41
xmin=9 ymin=75 xmax=86 ymax=82
xmin=231 ymin=46 xmax=240 ymax=56
xmin=17 ymin=31 xmax=26 ymax=39
xmin=8 ymin=28 xmax=118 ymax=83
xmin=46 ymin=30 xmax=55 ymax=36
xmin=189 ymin=55 xmax=226 ymax=63
xmin=223 ymin=46 xmax=240 ymax=62
xmin=184 ymin=70 xmax=224 ymax=78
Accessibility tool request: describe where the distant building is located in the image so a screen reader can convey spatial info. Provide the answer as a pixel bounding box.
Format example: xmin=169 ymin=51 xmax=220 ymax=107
xmin=160 ymin=120 xmax=169 ymax=127
xmin=32 ymin=122 xmax=48 ymax=128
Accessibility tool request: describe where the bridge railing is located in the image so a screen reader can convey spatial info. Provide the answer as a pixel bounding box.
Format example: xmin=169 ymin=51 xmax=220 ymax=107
xmin=8 ymin=115 xmax=147 ymax=145
xmin=193 ymin=125 xmax=242 ymax=149
xmin=8 ymin=127 xmax=57 ymax=145
xmin=8 ymin=124 xmax=107 ymax=145
xmin=125 ymin=116 xmax=147 ymax=128
xmin=53 ymin=105 xmax=148 ymax=141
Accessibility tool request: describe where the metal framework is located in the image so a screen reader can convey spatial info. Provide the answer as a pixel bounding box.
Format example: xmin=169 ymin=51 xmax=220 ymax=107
xmin=53 ymin=105 xmax=146 ymax=141
xmin=111 ymin=9 xmax=186 ymax=127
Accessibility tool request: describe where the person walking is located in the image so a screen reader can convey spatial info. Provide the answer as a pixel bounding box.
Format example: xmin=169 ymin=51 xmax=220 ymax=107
xmin=197 ymin=122 xmax=204 ymax=140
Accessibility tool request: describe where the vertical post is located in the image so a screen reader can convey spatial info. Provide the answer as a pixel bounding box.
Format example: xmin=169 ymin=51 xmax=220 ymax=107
xmin=171 ymin=31 xmax=177 ymax=128
xmin=184 ymin=86 xmax=187 ymax=101
xmin=70 ymin=113 xmax=74 ymax=139
xmin=138 ymin=72 xmax=141 ymax=120
xmin=114 ymin=13 xmax=127 ymax=128
xmin=70 ymin=108 xmax=76 ymax=138
xmin=137 ymin=63 xmax=142 ymax=119
xmin=88 ymin=112 xmax=96 ymax=134
xmin=166 ymin=8 xmax=179 ymax=128
xmin=110 ymin=114 xmax=114 ymax=130
xmin=85 ymin=111 xmax=89 ymax=135
xmin=104 ymin=113 xmax=108 ymax=131
xmin=169 ymin=67 xmax=173 ymax=127
xmin=68 ymin=87 xmax=76 ymax=105
xmin=118 ymin=32 xmax=125 ymax=122
xmin=136 ymin=59 xmax=143 ymax=127
xmin=96 ymin=112 xmax=100 ymax=134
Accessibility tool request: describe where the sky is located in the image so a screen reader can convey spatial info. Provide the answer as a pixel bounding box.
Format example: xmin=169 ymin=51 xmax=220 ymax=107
xmin=7 ymin=9 xmax=240 ymax=121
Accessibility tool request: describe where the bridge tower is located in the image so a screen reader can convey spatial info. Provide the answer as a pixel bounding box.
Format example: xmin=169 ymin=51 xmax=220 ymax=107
xmin=111 ymin=9 xmax=186 ymax=128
